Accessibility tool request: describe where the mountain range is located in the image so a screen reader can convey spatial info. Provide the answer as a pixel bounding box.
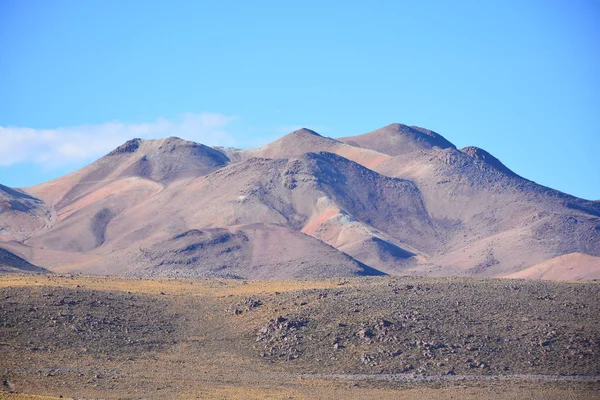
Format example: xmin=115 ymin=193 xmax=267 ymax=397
xmin=1 ymin=123 xmax=599 ymax=280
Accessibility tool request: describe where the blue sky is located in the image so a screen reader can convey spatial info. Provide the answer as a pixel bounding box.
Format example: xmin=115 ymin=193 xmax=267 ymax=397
xmin=1 ymin=0 xmax=599 ymax=199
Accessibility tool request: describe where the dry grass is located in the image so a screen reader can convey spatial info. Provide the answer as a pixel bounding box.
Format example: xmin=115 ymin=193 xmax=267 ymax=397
xmin=0 ymin=274 xmax=342 ymax=297
xmin=3 ymin=384 xmax=599 ymax=400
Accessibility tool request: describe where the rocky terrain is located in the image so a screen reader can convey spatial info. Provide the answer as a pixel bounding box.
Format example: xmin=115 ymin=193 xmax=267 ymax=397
xmin=252 ymin=279 xmax=599 ymax=376
xmin=0 ymin=274 xmax=598 ymax=399
xmin=0 ymin=123 xmax=599 ymax=279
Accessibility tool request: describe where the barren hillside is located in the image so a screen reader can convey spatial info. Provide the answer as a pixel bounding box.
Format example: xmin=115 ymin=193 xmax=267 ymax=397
xmin=1 ymin=124 xmax=598 ymax=279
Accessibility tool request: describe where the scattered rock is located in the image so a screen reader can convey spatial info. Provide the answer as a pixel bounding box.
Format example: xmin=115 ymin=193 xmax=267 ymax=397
xmin=229 ymin=296 xmax=263 ymax=315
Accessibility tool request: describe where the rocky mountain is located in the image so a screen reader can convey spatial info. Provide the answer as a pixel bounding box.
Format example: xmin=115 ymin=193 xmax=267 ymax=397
xmin=1 ymin=124 xmax=598 ymax=279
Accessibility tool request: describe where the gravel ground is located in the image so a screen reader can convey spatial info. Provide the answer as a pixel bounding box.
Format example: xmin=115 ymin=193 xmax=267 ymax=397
xmin=0 ymin=275 xmax=598 ymax=399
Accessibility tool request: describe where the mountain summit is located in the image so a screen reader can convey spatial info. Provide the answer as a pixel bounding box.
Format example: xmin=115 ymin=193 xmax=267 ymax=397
xmin=460 ymin=146 xmax=517 ymax=177
xmin=338 ymin=123 xmax=456 ymax=156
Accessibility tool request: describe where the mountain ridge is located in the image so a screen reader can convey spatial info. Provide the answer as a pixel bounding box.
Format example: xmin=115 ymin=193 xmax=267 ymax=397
xmin=1 ymin=123 xmax=598 ymax=280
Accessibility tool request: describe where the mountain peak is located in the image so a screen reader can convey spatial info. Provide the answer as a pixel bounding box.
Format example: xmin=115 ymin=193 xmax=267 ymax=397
xmin=338 ymin=123 xmax=455 ymax=156
xmin=29 ymin=136 xmax=231 ymax=209
xmin=460 ymin=146 xmax=517 ymax=176
xmin=289 ymin=128 xmax=322 ymax=137
xmin=106 ymin=138 xmax=142 ymax=156
xmin=383 ymin=123 xmax=410 ymax=131
xmin=106 ymin=137 xmax=224 ymax=158
xmin=378 ymin=123 xmax=456 ymax=148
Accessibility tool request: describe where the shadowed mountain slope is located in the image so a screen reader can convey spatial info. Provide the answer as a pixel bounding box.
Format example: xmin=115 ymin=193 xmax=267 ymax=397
xmin=0 ymin=247 xmax=50 ymax=274
xmin=0 ymin=184 xmax=53 ymax=241
xmin=123 ymin=223 xmax=383 ymax=279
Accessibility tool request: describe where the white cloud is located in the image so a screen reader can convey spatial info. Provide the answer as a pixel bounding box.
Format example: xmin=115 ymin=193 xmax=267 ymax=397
xmin=0 ymin=112 xmax=238 ymax=167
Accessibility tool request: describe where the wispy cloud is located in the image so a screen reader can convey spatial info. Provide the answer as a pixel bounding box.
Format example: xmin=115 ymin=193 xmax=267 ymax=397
xmin=0 ymin=112 xmax=238 ymax=167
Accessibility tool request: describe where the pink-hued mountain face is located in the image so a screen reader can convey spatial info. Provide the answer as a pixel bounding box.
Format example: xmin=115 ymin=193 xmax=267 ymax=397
xmin=1 ymin=124 xmax=599 ymax=280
